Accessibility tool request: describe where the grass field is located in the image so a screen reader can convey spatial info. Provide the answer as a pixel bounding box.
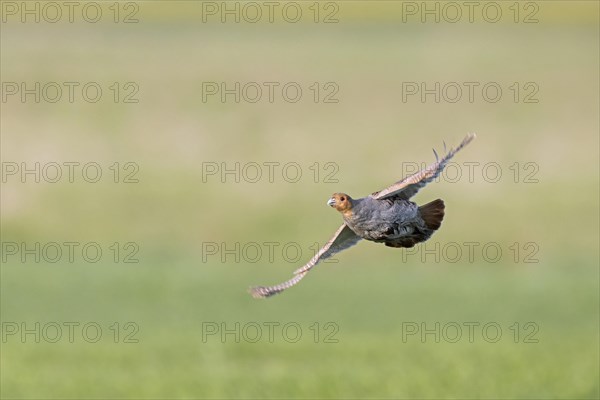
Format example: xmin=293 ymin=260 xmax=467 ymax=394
xmin=1 ymin=2 xmax=599 ymax=399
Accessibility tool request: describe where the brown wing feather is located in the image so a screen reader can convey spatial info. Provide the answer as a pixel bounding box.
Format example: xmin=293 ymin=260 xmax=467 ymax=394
xmin=372 ymin=133 xmax=476 ymax=201
xmin=248 ymin=271 xmax=309 ymax=298
xmin=249 ymin=224 xmax=361 ymax=298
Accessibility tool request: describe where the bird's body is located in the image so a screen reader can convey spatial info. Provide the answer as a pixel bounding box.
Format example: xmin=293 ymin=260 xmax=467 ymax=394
xmin=339 ymin=196 xmax=440 ymax=248
xmin=249 ymin=134 xmax=475 ymax=298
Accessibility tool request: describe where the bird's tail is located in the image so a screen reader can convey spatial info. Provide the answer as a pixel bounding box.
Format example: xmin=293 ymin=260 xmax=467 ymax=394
xmin=419 ymin=199 xmax=445 ymax=230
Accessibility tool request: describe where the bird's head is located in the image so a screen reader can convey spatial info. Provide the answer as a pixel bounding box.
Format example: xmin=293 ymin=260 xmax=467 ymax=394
xmin=327 ymin=193 xmax=353 ymax=215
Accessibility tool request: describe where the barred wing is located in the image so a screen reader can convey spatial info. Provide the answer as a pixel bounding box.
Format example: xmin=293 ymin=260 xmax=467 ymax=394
xmin=372 ymin=133 xmax=476 ymax=201
xmin=249 ymin=224 xmax=361 ymax=298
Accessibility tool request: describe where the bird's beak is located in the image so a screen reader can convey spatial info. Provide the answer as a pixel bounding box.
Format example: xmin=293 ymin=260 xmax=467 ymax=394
xmin=327 ymin=198 xmax=336 ymax=207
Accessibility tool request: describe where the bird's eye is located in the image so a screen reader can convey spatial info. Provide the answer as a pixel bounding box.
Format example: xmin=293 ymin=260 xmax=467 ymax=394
xmin=340 ymin=196 xmax=345 ymax=201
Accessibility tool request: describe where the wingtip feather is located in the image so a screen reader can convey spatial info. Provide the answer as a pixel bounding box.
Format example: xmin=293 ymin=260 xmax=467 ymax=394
xmin=465 ymin=132 xmax=477 ymax=143
xmin=248 ymin=286 xmax=278 ymax=299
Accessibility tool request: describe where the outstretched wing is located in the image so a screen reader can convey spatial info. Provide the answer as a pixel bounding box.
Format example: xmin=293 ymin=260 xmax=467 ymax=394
xmin=372 ymin=133 xmax=476 ymax=201
xmin=293 ymin=224 xmax=361 ymax=275
xmin=249 ymin=224 xmax=361 ymax=298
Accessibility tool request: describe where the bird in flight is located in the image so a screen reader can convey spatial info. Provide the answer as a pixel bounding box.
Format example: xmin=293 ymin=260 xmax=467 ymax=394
xmin=249 ymin=133 xmax=476 ymax=298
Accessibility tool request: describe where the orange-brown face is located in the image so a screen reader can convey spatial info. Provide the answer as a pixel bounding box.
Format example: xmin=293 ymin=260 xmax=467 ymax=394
xmin=327 ymin=192 xmax=353 ymax=214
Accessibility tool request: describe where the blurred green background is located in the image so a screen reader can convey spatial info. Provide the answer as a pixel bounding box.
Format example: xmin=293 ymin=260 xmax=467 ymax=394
xmin=1 ymin=1 xmax=598 ymax=398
